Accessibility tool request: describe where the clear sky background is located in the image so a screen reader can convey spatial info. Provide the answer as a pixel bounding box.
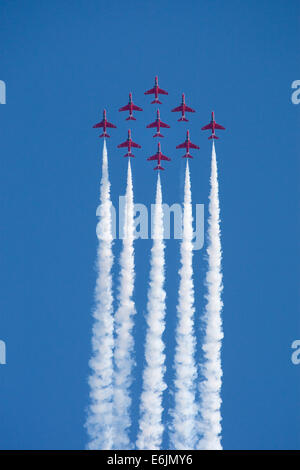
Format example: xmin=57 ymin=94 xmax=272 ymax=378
xmin=0 ymin=0 xmax=299 ymax=450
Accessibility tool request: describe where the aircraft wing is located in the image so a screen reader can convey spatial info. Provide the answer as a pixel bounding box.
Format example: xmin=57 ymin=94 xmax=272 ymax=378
xmin=189 ymin=143 xmax=200 ymax=149
xmin=171 ymin=105 xmax=183 ymax=112
xmin=144 ymin=87 xmax=155 ymax=95
xmin=119 ymin=104 xmax=131 ymax=112
xmin=215 ymin=123 xmax=225 ymax=130
xmin=160 ymin=121 xmax=170 ymax=128
xmin=147 ymin=155 xmax=158 ymax=161
xmin=184 ymin=105 xmax=195 ymax=113
xmin=93 ymin=121 xmax=104 ymax=128
xmin=201 ymin=123 xmax=213 ymax=130
xmin=146 ymin=122 xmax=157 ymax=128
xmin=131 ymin=141 xmax=141 ymax=148
xmin=106 ymin=121 xmax=117 ymax=128
xmin=132 ymin=104 xmax=143 ymax=111
xmin=117 ymin=142 xmax=128 ymax=148
xmin=176 ymin=143 xmax=186 ymax=149
xmin=161 ymin=154 xmax=171 ymax=161
xmin=158 ymin=87 xmax=168 ymax=95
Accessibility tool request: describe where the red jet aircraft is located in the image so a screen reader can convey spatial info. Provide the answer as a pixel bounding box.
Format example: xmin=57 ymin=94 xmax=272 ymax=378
xmin=119 ymin=92 xmax=143 ymax=120
xmin=146 ymin=109 xmax=170 ymax=137
xmin=176 ymin=130 xmax=200 ymax=158
xmin=171 ymin=93 xmax=195 ymax=121
xmin=201 ymin=111 xmax=225 ymax=139
xmin=147 ymin=142 xmax=171 ymax=170
xmin=93 ymin=109 xmax=116 ymax=138
xmin=144 ymin=76 xmax=168 ymax=104
xmin=117 ymin=129 xmax=141 ymax=157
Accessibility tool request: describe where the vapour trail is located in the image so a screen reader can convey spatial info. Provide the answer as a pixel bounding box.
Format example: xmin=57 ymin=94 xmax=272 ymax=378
xmin=113 ymin=160 xmax=136 ymax=449
xmin=86 ymin=140 xmax=115 ymax=450
xmin=171 ymin=160 xmax=198 ymax=449
xmin=198 ymin=141 xmax=224 ymax=450
xmin=137 ymin=174 xmax=167 ymax=450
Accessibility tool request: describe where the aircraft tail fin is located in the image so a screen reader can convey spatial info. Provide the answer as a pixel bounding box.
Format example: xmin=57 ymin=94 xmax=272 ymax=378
xmin=154 ymin=165 xmax=164 ymax=170
xmin=154 ymin=132 xmax=164 ymax=138
xmin=126 ymin=116 xmax=136 ymax=121
xmin=124 ymin=152 xmax=135 ymax=158
xmin=209 ymin=134 xmax=219 ymax=140
xmin=100 ymin=132 xmax=110 ymax=138
xmin=151 ymin=99 xmax=162 ymax=104
xmin=182 ymin=153 xmax=193 ymax=159
xmin=178 ymin=117 xmax=188 ymax=122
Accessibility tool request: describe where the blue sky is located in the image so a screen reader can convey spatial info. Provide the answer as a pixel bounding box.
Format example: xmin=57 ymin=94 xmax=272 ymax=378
xmin=0 ymin=0 xmax=299 ymax=450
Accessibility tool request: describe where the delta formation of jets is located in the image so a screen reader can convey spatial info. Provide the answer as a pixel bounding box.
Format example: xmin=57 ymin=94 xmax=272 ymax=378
xmin=93 ymin=76 xmax=226 ymax=170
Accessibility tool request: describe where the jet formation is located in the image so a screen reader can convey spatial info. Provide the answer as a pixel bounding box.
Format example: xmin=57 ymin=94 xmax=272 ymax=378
xmin=176 ymin=130 xmax=200 ymax=159
xmin=172 ymin=93 xmax=195 ymax=122
xmin=201 ymin=111 xmax=225 ymax=140
xmin=117 ymin=129 xmax=141 ymax=158
xmin=144 ymin=76 xmax=168 ymax=104
xmin=147 ymin=142 xmax=171 ymax=171
xmin=119 ymin=92 xmax=143 ymax=120
xmin=93 ymin=76 xmax=226 ymax=169
xmin=146 ymin=109 xmax=170 ymax=138
xmin=93 ymin=109 xmax=116 ymax=138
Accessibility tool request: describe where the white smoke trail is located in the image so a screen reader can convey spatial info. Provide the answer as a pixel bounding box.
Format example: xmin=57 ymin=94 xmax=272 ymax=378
xmin=171 ymin=160 xmax=198 ymax=449
xmin=198 ymin=141 xmax=224 ymax=450
xmin=137 ymin=174 xmax=167 ymax=450
xmin=86 ymin=140 xmax=115 ymax=450
xmin=113 ymin=160 xmax=136 ymax=449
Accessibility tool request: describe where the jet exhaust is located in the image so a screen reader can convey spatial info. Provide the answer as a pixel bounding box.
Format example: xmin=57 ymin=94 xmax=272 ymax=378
xmin=137 ymin=174 xmax=167 ymax=450
xmin=113 ymin=160 xmax=136 ymax=449
xmin=86 ymin=140 xmax=115 ymax=450
xmin=198 ymin=141 xmax=224 ymax=450
xmin=170 ymin=160 xmax=198 ymax=449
